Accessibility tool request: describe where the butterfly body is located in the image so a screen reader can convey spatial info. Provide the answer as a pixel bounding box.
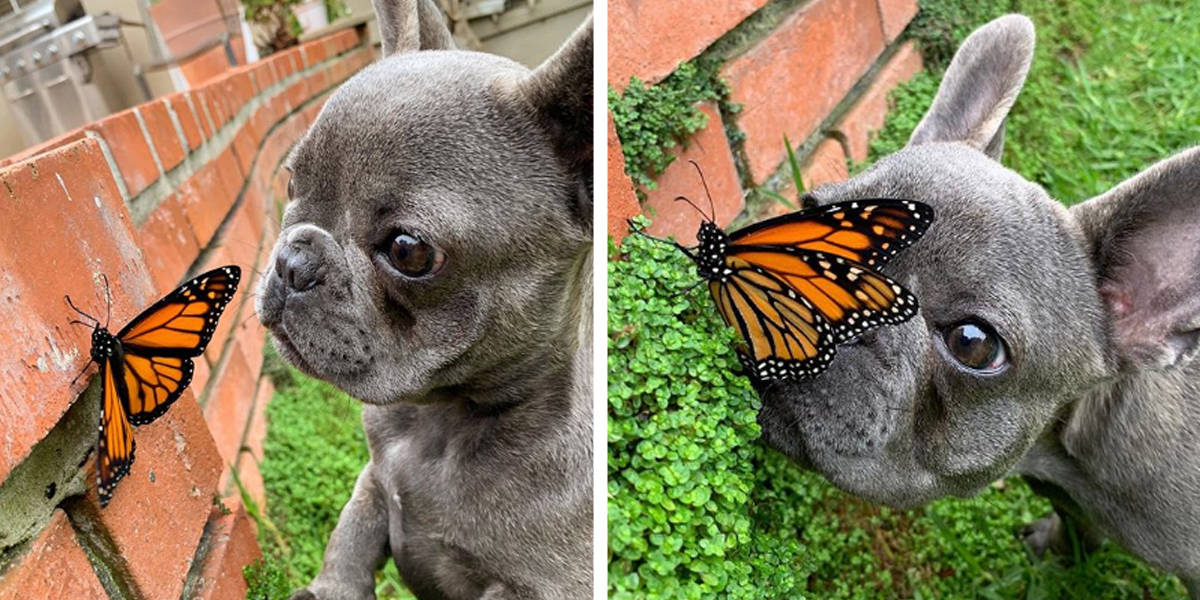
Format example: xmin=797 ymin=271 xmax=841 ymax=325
xmin=75 ymin=266 xmax=240 ymax=506
xmin=664 ymin=198 xmax=933 ymax=383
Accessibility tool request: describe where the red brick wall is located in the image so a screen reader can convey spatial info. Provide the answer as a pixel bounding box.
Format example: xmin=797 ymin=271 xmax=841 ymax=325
xmin=609 ymin=0 xmax=923 ymax=242
xmin=0 ymin=27 xmax=373 ymax=600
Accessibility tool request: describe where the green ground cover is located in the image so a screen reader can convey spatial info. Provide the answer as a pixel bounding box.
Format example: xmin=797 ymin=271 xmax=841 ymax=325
xmin=243 ymin=349 xmax=413 ymax=599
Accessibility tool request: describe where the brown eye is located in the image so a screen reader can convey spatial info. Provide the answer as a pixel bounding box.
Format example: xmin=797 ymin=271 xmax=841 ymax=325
xmin=287 ymin=175 xmax=294 ymax=199
xmin=943 ymin=320 xmax=1007 ymax=372
xmin=387 ymin=233 xmax=445 ymax=278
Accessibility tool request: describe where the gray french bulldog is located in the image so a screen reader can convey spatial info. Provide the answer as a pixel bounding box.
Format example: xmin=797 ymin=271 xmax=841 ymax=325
xmin=759 ymin=14 xmax=1200 ymax=596
xmin=254 ymin=0 xmax=594 ymax=597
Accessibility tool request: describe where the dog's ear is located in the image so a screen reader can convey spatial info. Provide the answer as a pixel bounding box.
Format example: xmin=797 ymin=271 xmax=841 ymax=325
xmin=908 ymin=15 xmax=1034 ymax=160
xmin=1071 ymin=147 xmax=1200 ymax=370
xmin=372 ymin=0 xmax=454 ymax=57
xmin=513 ymin=17 xmax=593 ymax=229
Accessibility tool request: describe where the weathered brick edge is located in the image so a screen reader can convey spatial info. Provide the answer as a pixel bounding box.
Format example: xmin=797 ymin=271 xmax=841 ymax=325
xmin=608 ymin=0 xmax=923 ymax=242
xmin=0 ymin=27 xmax=373 ymax=600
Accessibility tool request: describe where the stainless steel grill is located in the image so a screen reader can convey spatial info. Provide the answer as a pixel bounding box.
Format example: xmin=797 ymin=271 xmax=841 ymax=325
xmin=0 ymin=0 xmax=120 ymax=146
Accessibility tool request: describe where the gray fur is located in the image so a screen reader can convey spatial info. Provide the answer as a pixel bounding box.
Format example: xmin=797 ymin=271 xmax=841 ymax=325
xmin=760 ymin=14 xmax=1200 ymax=596
xmin=255 ymin=2 xmax=594 ymax=597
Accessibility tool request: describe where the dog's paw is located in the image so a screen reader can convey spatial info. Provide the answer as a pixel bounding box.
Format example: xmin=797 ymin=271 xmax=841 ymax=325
xmin=1020 ymin=512 xmax=1069 ymax=558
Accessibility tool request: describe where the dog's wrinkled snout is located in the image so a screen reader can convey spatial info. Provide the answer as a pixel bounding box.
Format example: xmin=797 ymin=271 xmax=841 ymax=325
xmin=273 ymin=224 xmax=335 ymax=294
xmin=276 ymin=241 xmax=323 ymax=292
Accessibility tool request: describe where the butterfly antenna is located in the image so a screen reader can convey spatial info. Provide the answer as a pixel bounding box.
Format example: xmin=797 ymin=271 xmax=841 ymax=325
xmin=687 ymin=160 xmax=717 ymax=223
xmin=101 ymin=274 xmax=111 ymax=329
xmin=64 ymin=295 xmax=98 ymax=326
xmin=673 ymin=195 xmax=711 ymax=223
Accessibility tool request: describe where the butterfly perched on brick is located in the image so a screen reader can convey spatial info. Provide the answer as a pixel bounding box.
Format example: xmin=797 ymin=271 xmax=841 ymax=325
xmin=67 ymin=266 xmax=241 ymax=506
xmin=632 ymin=162 xmax=933 ymax=382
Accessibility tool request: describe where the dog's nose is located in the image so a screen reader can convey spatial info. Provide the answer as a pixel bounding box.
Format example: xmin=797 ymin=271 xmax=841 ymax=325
xmin=275 ymin=241 xmax=323 ymax=292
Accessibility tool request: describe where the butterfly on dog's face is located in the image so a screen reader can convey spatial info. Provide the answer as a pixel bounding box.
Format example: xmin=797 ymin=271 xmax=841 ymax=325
xmin=67 ymin=266 xmax=241 ymax=507
xmin=634 ymin=163 xmax=933 ymax=383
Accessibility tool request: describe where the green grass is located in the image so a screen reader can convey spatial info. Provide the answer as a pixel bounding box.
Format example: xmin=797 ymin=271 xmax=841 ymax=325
xmin=243 ymin=347 xmax=414 ymax=599
xmin=867 ymin=0 xmax=1200 ymax=205
xmin=611 ymin=0 xmax=1199 ymax=597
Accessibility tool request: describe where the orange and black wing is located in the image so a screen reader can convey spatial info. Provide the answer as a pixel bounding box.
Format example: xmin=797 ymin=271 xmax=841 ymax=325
xmin=727 ymin=246 xmax=918 ymax=345
xmin=709 ymin=258 xmax=837 ymax=381
xmin=116 ymin=266 xmax=240 ymax=425
xmin=97 ymin=356 xmax=135 ymax=507
xmin=728 ymin=199 xmax=933 ymax=268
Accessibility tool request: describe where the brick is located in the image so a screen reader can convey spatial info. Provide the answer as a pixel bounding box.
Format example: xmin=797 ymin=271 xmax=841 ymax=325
xmin=802 ymin=137 xmax=849 ymax=192
xmin=877 ymin=0 xmax=918 ymax=41
xmin=0 ymin=140 xmax=153 ymax=478
xmin=191 ymin=92 xmax=217 ymax=140
xmin=302 ymin=96 xmax=328 ymax=125
xmin=203 ymin=347 xmax=256 ymax=465
xmin=306 ymin=69 xmax=330 ymax=95
xmin=0 ymin=511 xmax=106 ymax=600
xmin=138 ymin=192 xmax=203 ymax=292
xmin=0 ymin=128 xmax=85 ymax=169
xmin=285 ymin=79 xmax=310 ymax=112
xmin=177 ymin=149 xmax=240 ymax=249
xmin=837 ymin=40 xmax=923 ymax=162
xmin=303 ymin=38 xmax=330 ymax=66
xmin=137 ymin=102 xmax=186 ymax=173
xmin=253 ymin=61 xmax=276 ymax=91
xmin=193 ymin=354 xmax=212 ymax=399
xmin=607 ymin=116 xmax=641 ymax=243
xmin=338 ymin=28 xmax=361 ymax=51
xmin=763 ymin=137 xmax=850 ymax=219
xmin=164 ymin=92 xmax=205 ymax=150
xmin=88 ymin=108 xmax=161 ymax=197
xmin=201 ymin=205 xmax=261 ymax=367
xmin=248 ymin=103 xmax=275 ymax=147
xmin=231 ymin=125 xmax=258 ymax=175
xmin=235 ymin=306 xmax=267 ymax=382
xmin=179 ymin=45 xmax=232 ymax=87
xmin=86 ymin=392 xmax=223 ymax=600
xmin=197 ymin=84 xmax=231 ymax=131
xmin=272 ymin=170 xmax=290 ymax=201
xmin=722 ymin=0 xmax=885 ymax=183
xmin=270 ymin=53 xmax=293 ymax=80
xmin=230 ymin=71 xmax=255 ymax=107
xmin=609 ymin=0 xmax=769 ymax=90
xmin=190 ymin=498 xmax=262 ymax=600
xmin=642 ymin=103 xmax=743 ymax=245
xmin=229 ymin=378 xmax=272 ymax=506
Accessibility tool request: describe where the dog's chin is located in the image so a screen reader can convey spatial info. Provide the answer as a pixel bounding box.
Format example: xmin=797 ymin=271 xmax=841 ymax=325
xmin=757 ymin=362 xmax=948 ymax=508
xmin=267 ymin=325 xmax=463 ymax=406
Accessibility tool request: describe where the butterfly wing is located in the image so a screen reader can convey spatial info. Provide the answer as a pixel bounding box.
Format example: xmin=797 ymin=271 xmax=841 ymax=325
xmin=116 ymin=266 xmax=240 ymax=425
xmin=728 ymin=246 xmax=918 ymax=344
xmin=97 ymin=356 xmax=135 ymax=507
xmin=709 ymin=259 xmax=837 ymax=381
xmin=728 ymin=199 xmax=933 ymax=268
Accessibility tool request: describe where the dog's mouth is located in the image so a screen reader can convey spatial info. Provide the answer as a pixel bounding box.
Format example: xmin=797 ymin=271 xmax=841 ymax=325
xmin=268 ymin=326 xmax=317 ymax=376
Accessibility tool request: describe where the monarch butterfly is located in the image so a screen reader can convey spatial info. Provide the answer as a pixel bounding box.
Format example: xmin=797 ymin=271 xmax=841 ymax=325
xmin=66 ymin=266 xmax=241 ymax=506
xmin=633 ymin=162 xmax=933 ymax=382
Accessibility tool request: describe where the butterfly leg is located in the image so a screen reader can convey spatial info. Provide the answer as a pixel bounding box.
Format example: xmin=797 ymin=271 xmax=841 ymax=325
xmin=296 ymin=465 xmax=390 ymax=600
xmin=624 ymin=219 xmax=697 ymax=257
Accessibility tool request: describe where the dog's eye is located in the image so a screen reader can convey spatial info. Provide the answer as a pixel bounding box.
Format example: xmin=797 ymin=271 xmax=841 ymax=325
xmin=287 ymin=175 xmax=294 ymax=199
xmin=943 ymin=320 xmax=1007 ymax=373
xmin=387 ymin=233 xmax=445 ymax=278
